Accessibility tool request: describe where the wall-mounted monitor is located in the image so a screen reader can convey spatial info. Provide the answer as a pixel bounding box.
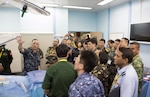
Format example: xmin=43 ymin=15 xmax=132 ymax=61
xmin=130 ymin=22 xmax=150 ymax=44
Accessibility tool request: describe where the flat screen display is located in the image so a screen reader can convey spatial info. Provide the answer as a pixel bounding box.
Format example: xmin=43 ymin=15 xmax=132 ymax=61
xmin=130 ymin=23 xmax=150 ymax=43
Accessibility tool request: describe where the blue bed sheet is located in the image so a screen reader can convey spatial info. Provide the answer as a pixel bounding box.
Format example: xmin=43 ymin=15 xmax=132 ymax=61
xmin=140 ymin=80 xmax=150 ymax=97
xmin=0 ymin=70 xmax=46 ymax=97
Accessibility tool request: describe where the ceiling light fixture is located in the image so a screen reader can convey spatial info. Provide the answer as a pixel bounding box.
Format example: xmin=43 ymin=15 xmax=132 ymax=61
xmin=62 ymin=5 xmax=92 ymax=10
xmin=37 ymin=3 xmax=59 ymax=7
xmin=97 ymin=0 xmax=114 ymax=6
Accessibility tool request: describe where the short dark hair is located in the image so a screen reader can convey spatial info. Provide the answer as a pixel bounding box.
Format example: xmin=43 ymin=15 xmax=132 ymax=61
xmin=119 ymin=47 xmax=133 ymax=64
xmin=115 ymin=39 xmax=120 ymax=42
xmin=80 ymin=50 xmax=98 ymax=73
xmin=89 ymin=38 xmax=97 ymax=45
xmin=76 ymin=41 xmax=83 ymax=47
xmin=122 ymin=37 xmax=129 ymax=45
xmin=130 ymin=42 xmax=140 ymax=48
xmin=99 ymin=52 xmax=108 ymax=64
xmin=108 ymin=40 xmax=114 ymax=44
xmin=56 ymin=44 xmax=70 ymax=58
xmin=100 ymin=39 xmax=105 ymax=43
xmin=32 ymin=39 xmax=38 ymax=42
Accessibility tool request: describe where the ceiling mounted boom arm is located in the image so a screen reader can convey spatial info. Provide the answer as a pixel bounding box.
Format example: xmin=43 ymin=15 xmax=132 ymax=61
xmin=21 ymin=4 xmax=27 ymax=17
xmin=6 ymin=0 xmax=50 ymax=17
xmin=22 ymin=0 xmax=50 ymax=16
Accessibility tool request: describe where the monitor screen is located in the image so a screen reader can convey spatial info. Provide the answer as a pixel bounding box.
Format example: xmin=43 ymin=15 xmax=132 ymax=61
xmin=130 ymin=23 xmax=150 ymax=43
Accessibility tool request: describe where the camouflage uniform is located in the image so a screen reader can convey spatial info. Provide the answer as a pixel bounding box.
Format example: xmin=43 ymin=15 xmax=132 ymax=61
xmin=91 ymin=64 xmax=110 ymax=97
xmin=107 ymin=61 xmax=117 ymax=93
xmin=107 ymin=47 xmax=115 ymax=60
xmin=98 ymin=47 xmax=109 ymax=54
xmin=45 ymin=47 xmax=58 ymax=65
xmin=0 ymin=45 xmax=13 ymax=74
xmin=28 ymin=47 xmax=43 ymax=59
xmin=38 ymin=48 xmax=43 ymax=59
xmin=105 ymin=47 xmax=110 ymax=53
xmin=132 ymin=54 xmax=144 ymax=97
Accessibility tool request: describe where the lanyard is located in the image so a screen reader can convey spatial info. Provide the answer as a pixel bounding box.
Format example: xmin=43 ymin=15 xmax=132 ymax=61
xmin=112 ymin=71 xmax=126 ymax=86
xmin=0 ymin=51 xmax=2 ymax=58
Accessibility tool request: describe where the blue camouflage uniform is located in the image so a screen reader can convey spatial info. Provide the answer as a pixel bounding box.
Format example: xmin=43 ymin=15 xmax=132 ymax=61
xmin=69 ymin=72 xmax=105 ymax=97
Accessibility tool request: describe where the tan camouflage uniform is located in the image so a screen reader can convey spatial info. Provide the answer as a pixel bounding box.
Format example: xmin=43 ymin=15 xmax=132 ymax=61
xmin=46 ymin=47 xmax=57 ymax=57
xmin=45 ymin=47 xmax=58 ymax=65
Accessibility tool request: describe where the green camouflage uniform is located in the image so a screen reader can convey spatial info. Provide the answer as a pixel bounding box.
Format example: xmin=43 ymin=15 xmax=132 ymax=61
xmin=107 ymin=61 xmax=117 ymax=85
xmin=107 ymin=47 xmax=115 ymax=60
xmin=132 ymin=54 xmax=144 ymax=97
xmin=106 ymin=47 xmax=117 ymax=88
xmin=91 ymin=64 xmax=110 ymax=97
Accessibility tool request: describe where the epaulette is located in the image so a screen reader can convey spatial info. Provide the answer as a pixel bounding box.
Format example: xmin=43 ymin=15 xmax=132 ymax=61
xmin=105 ymin=48 xmax=110 ymax=53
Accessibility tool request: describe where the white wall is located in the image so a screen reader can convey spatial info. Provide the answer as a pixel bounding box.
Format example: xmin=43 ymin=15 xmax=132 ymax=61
xmin=97 ymin=10 xmax=109 ymax=40
xmin=20 ymin=8 xmax=54 ymax=32
xmin=68 ymin=10 xmax=97 ymax=32
xmin=109 ymin=3 xmax=130 ymax=38
xmin=0 ymin=8 xmax=20 ymax=32
xmin=54 ymin=8 xmax=68 ymax=36
xmin=131 ymin=0 xmax=142 ymax=23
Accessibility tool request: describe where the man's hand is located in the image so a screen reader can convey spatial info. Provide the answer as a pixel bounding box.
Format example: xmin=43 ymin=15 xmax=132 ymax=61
xmin=44 ymin=89 xmax=50 ymax=96
xmin=16 ymin=36 xmax=24 ymax=44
